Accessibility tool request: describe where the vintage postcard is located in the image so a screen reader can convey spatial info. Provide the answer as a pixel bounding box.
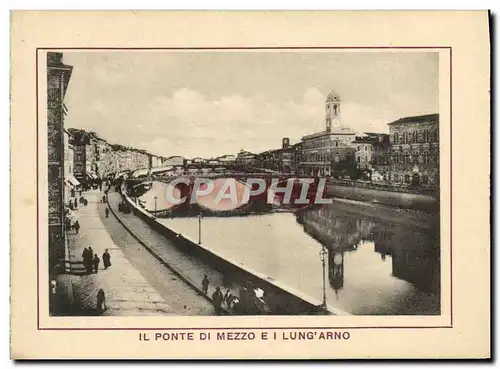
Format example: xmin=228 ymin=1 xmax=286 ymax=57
xmin=10 ymin=11 xmax=490 ymax=359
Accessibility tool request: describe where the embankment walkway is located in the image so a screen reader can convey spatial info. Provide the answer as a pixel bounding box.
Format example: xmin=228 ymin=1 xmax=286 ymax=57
xmin=108 ymin=191 xmax=236 ymax=310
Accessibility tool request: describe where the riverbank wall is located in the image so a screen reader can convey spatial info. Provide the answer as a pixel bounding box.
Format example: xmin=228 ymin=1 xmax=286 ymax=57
xmin=120 ymin=188 xmax=345 ymax=315
xmin=326 ymin=180 xmax=439 ymax=213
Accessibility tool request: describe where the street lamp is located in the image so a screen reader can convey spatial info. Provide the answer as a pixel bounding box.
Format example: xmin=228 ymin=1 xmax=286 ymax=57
xmin=153 ymin=195 xmax=157 ymax=217
xmin=319 ymin=246 xmax=328 ymax=312
xmin=198 ymin=212 xmax=203 ymax=244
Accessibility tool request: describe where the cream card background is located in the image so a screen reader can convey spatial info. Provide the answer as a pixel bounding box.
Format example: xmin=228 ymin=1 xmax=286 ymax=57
xmin=10 ymin=11 xmax=490 ymax=359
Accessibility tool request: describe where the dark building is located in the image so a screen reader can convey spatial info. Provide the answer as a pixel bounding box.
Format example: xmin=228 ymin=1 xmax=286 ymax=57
xmin=388 ymin=113 xmax=439 ymax=187
xmin=47 ymin=52 xmax=72 ymax=280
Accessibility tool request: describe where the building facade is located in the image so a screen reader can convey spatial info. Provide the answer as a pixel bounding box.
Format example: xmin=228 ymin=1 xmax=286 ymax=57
xmin=218 ymin=154 xmax=236 ymax=164
xmin=350 ymin=133 xmax=391 ymax=181
xmin=368 ymin=133 xmax=391 ymax=180
xmin=388 ymin=113 xmax=439 ymax=186
xmin=63 ymin=129 xmax=79 ymax=201
xmin=163 ymin=155 xmax=185 ymax=167
xmin=236 ymin=150 xmax=257 ymax=167
xmin=256 ymin=138 xmax=301 ymax=174
xmin=352 ymin=137 xmax=374 ymax=171
xmin=88 ymin=132 xmax=108 ymax=177
xmin=47 ymin=52 xmax=72 ymax=281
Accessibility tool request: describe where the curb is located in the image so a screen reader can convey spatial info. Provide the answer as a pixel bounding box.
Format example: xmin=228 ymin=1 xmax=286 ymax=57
xmin=106 ymin=192 xmax=231 ymax=315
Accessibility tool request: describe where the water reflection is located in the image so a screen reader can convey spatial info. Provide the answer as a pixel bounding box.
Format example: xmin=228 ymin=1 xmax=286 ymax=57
xmin=297 ymin=203 xmax=440 ymax=314
xmin=160 ymin=199 xmax=440 ymax=315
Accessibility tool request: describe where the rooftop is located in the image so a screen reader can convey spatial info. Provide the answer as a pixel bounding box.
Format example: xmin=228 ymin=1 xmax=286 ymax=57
xmin=301 ymin=126 xmax=355 ymax=141
xmin=388 ymin=113 xmax=439 ymax=125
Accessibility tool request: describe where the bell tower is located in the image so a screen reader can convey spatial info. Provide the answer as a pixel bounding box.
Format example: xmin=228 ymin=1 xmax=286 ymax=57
xmin=326 ymin=89 xmax=341 ymax=132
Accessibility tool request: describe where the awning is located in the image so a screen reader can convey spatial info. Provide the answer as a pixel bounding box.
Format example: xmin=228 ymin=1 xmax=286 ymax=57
xmin=65 ymin=175 xmax=80 ymax=188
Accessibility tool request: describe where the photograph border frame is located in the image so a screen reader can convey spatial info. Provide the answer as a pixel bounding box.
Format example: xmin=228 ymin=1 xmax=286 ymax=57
xmin=36 ymin=45 xmax=452 ymax=331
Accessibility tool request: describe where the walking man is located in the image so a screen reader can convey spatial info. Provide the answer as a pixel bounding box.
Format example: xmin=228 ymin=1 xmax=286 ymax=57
xmin=82 ymin=247 xmax=90 ymax=273
xmin=74 ymin=220 xmax=80 ymax=235
xmin=93 ymin=253 xmax=100 ymax=274
xmin=201 ymin=275 xmax=209 ymax=295
xmin=223 ymin=289 xmax=233 ymax=309
xmin=105 ymin=207 xmax=110 ymax=218
xmin=102 ymin=249 xmax=111 ymax=269
xmin=86 ymin=247 xmax=94 ymax=274
xmin=212 ymin=287 xmax=224 ymax=315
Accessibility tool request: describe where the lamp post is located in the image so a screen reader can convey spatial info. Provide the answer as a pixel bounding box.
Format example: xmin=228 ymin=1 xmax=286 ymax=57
xmin=153 ymin=195 xmax=157 ymax=217
xmin=319 ymin=246 xmax=328 ymax=312
xmin=198 ymin=212 xmax=202 ymax=244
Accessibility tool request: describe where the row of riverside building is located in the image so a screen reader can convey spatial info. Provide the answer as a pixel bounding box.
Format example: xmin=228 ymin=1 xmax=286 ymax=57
xmin=64 ymin=127 xmax=167 ymax=188
xmin=242 ymin=89 xmax=440 ymax=188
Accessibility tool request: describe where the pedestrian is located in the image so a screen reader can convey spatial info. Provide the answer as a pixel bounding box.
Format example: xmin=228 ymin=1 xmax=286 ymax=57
xmin=212 ymin=287 xmax=224 ymax=315
xmin=84 ymin=198 xmax=88 ymax=206
xmin=82 ymin=246 xmax=90 ymax=273
xmin=93 ymin=253 xmax=100 ymax=273
xmin=230 ymin=296 xmax=240 ymax=311
xmin=223 ymin=289 xmax=232 ymax=308
xmin=102 ymin=249 xmax=111 ymax=269
xmin=96 ymin=288 xmax=106 ymax=314
xmin=74 ymin=220 xmax=80 ymax=235
xmin=105 ymin=207 xmax=109 ymax=218
xmin=82 ymin=247 xmax=88 ymax=261
xmin=79 ymin=189 xmax=82 ymax=196
xmin=102 ymin=195 xmax=106 ymax=204
xmin=74 ymin=198 xmax=78 ymax=209
xmin=86 ymin=247 xmax=94 ymax=274
xmin=201 ymin=275 xmax=209 ymax=294
xmin=68 ymin=201 xmax=73 ymax=210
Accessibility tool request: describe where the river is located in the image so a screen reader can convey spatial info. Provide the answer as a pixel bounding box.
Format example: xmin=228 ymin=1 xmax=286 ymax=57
xmin=158 ymin=199 xmax=440 ymax=315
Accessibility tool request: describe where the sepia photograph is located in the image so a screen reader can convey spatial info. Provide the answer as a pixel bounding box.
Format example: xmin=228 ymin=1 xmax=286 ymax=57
xmin=47 ymin=50 xmax=441 ymax=318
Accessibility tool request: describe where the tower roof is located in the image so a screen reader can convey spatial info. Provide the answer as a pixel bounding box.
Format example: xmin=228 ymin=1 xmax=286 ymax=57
xmin=326 ymin=89 xmax=341 ymax=102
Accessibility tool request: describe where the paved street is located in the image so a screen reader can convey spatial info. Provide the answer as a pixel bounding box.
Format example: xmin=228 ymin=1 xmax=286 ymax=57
xmin=60 ymin=190 xmax=214 ymax=316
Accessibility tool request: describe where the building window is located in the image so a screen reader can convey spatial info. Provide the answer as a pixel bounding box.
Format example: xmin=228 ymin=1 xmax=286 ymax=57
xmin=424 ymin=129 xmax=429 ymax=143
xmin=357 ymin=156 xmax=360 ymax=163
xmin=405 ymin=174 xmax=411 ymax=183
xmin=413 ymin=131 xmax=418 ymax=143
xmin=423 ymin=151 xmax=429 ymax=164
xmin=393 ymin=152 xmax=399 ymax=165
xmin=364 ymin=146 xmax=367 ymax=151
xmin=403 ymin=132 xmax=407 ymax=144
xmin=422 ymin=174 xmax=429 ymax=185
xmin=431 ymin=128 xmax=438 ymax=142
xmin=394 ymin=133 xmax=399 ymax=144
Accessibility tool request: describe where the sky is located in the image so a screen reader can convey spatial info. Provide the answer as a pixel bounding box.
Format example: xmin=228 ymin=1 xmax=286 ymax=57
xmin=63 ymin=51 xmax=439 ymax=158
